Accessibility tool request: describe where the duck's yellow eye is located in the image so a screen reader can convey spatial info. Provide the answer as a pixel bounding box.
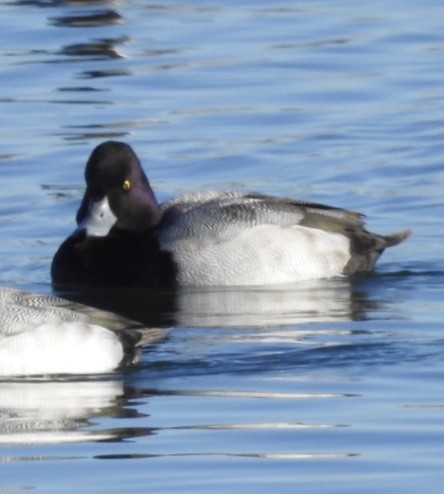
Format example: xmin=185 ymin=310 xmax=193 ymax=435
xmin=122 ymin=179 xmax=131 ymax=191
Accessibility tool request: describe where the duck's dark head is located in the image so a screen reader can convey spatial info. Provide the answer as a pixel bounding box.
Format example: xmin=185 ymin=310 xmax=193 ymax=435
xmin=76 ymin=141 xmax=161 ymax=236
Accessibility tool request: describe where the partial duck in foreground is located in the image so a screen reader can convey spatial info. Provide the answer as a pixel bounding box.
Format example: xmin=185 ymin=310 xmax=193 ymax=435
xmin=52 ymin=141 xmax=410 ymax=287
xmin=0 ymin=288 xmax=165 ymax=376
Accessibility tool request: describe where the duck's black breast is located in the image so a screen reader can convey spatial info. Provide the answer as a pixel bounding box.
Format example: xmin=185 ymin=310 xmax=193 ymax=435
xmin=51 ymin=229 xmax=177 ymax=287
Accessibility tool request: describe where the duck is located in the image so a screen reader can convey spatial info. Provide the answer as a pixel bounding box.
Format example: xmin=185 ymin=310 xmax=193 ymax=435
xmin=51 ymin=141 xmax=410 ymax=287
xmin=0 ymin=287 xmax=165 ymax=376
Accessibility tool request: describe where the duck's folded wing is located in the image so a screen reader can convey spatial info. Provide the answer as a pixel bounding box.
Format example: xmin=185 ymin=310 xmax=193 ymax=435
xmin=0 ymin=304 xmax=88 ymax=337
xmin=159 ymin=191 xmax=366 ymax=243
xmin=0 ymin=288 xmax=167 ymax=345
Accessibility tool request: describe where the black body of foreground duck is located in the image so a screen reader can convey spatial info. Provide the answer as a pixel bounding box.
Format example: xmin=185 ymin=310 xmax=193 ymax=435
xmin=0 ymin=288 xmax=165 ymax=376
xmin=52 ymin=141 xmax=410 ymax=287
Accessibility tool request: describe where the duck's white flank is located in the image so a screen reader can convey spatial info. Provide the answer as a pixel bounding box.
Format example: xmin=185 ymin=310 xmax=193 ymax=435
xmin=164 ymin=224 xmax=351 ymax=286
xmin=0 ymin=322 xmax=124 ymax=376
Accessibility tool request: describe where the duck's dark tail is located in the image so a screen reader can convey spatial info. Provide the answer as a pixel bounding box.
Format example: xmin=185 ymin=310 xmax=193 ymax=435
xmin=380 ymin=229 xmax=412 ymax=248
xmin=344 ymin=228 xmax=411 ymax=275
xmin=118 ymin=327 xmax=168 ymax=367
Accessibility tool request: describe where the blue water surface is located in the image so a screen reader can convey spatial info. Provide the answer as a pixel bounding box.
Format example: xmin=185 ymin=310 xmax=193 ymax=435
xmin=0 ymin=1 xmax=443 ymax=493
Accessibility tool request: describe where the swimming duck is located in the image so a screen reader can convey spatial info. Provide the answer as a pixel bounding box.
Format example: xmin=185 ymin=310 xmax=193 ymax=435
xmin=0 ymin=287 xmax=164 ymax=376
xmin=51 ymin=141 xmax=410 ymax=287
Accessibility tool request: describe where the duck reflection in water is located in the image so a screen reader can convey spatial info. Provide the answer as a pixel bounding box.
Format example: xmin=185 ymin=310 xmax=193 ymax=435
xmin=0 ymin=379 xmax=154 ymax=445
xmin=54 ymin=275 xmax=379 ymax=329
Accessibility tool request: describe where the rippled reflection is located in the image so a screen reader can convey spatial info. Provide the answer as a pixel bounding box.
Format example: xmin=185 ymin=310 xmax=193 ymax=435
xmin=0 ymin=378 xmax=153 ymax=445
xmin=11 ymin=0 xmax=122 ymax=10
xmin=175 ymin=279 xmax=370 ymax=326
xmin=59 ymin=37 xmax=129 ymax=60
xmin=50 ymin=8 xmax=124 ymax=28
xmin=54 ymin=276 xmax=376 ymax=328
